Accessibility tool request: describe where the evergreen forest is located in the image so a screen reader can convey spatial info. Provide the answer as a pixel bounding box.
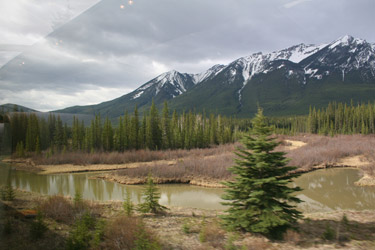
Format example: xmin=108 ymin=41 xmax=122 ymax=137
xmin=2 ymin=101 xmax=375 ymax=156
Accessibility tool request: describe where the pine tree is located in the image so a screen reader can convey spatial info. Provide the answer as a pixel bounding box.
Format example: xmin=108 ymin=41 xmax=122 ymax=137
xmin=221 ymin=108 xmax=302 ymax=240
xmin=54 ymin=116 xmax=64 ymax=151
xmin=137 ymin=174 xmax=167 ymax=214
xmin=123 ymin=191 xmax=134 ymax=217
xmin=123 ymin=111 xmax=130 ymax=150
xmin=102 ymin=117 xmax=113 ymax=151
xmin=72 ymin=116 xmax=80 ymax=150
xmin=35 ymin=137 xmax=41 ymax=155
xmin=147 ymin=100 xmax=162 ymax=150
xmin=161 ymin=101 xmax=171 ymax=149
xmin=130 ymin=105 xmax=140 ymax=149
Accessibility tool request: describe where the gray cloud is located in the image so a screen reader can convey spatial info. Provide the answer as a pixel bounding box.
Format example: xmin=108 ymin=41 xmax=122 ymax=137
xmin=0 ymin=0 xmax=374 ymax=111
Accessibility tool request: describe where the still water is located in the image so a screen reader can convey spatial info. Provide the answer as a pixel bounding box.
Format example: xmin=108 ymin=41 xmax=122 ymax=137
xmin=1 ymin=162 xmax=375 ymax=212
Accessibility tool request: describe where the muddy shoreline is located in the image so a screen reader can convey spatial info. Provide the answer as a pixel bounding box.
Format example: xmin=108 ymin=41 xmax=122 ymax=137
xmin=2 ymin=156 xmax=375 ymax=188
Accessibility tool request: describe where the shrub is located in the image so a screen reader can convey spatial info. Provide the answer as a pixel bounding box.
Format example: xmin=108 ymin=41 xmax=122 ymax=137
xmin=91 ymin=219 xmax=105 ymax=248
xmin=283 ymin=229 xmax=301 ymax=245
xmin=74 ymin=192 xmax=83 ymax=205
xmin=224 ymin=233 xmax=238 ymax=250
xmin=38 ymin=195 xmax=74 ymax=223
xmin=103 ymin=216 xmax=160 ymax=250
xmin=133 ymin=221 xmax=161 ymax=250
xmin=322 ymin=224 xmax=335 ymax=241
xmin=29 ymin=211 xmax=47 ymax=240
xmin=103 ymin=216 xmax=138 ymax=250
xmin=0 ymin=184 xmax=15 ymax=201
xmin=341 ymin=214 xmax=349 ymax=226
xmin=123 ymin=192 xmax=134 ymax=217
xmin=137 ymin=174 xmax=167 ymax=214
xmin=66 ymin=213 xmax=95 ymax=250
xmin=3 ymin=219 xmax=12 ymax=235
xmin=199 ymin=220 xmax=225 ymax=248
xmin=80 ymin=212 xmax=96 ymax=230
xmin=182 ymin=219 xmax=191 ymax=234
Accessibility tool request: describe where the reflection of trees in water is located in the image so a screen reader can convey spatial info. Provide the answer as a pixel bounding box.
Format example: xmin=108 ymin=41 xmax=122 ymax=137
xmin=88 ymin=177 xmax=103 ymax=201
xmin=295 ymin=169 xmax=375 ymax=210
xmin=122 ymin=186 xmax=142 ymax=204
xmin=106 ymin=180 xmax=114 ymax=200
xmin=73 ymin=174 xmax=88 ymax=198
xmin=11 ymin=169 xmax=51 ymax=194
xmin=0 ymin=165 xmax=9 ymax=184
xmin=2 ymin=165 xmax=374 ymax=211
xmin=52 ymin=175 xmax=71 ymax=196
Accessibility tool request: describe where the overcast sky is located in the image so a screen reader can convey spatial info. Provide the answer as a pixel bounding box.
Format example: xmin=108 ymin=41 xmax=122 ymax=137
xmin=0 ymin=0 xmax=374 ymax=111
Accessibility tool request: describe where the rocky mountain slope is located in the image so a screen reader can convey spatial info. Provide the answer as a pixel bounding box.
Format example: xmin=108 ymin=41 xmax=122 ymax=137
xmin=54 ymin=35 xmax=375 ymax=117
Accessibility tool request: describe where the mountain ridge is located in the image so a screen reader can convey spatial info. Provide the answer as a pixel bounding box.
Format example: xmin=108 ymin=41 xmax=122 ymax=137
xmin=25 ymin=35 xmax=375 ymax=118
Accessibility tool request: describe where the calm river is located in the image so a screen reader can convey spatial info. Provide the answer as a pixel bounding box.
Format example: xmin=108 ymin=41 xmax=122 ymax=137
xmin=1 ymin=162 xmax=375 ymax=212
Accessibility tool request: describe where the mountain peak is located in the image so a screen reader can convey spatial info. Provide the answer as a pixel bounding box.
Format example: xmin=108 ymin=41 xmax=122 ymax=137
xmin=340 ymin=34 xmax=354 ymax=43
xmin=56 ymin=35 xmax=375 ymax=119
xmin=329 ymin=35 xmax=366 ymax=49
xmin=192 ymin=64 xmax=226 ymax=84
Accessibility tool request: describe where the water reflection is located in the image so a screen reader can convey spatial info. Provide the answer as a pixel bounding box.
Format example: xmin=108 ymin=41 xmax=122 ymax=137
xmin=294 ymin=168 xmax=375 ymax=212
xmin=1 ymin=162 xmax=375 ymax=211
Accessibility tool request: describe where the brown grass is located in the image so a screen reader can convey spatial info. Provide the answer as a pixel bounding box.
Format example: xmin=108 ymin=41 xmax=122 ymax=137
xmin=28 ymin=134 xmax=375 ymax=184
xmin=111 ymin=134 xmax=375 ymax=185
xmin=37 ymin=195 xmax=98 ymax=224
xmin=116 ymin=153 xmax=234 ymax=180
xmin=32 ymin=144 xmax=237 ymax=166
xmin=283 ymin=229 xmax=301 ymax=245
xmin=199 ymin=219 xmax=226 ymax=249
xmin=283 ymin=134 xmax=375 ymax=174
xmin=102 ymin=216 xmax=160 ymax=250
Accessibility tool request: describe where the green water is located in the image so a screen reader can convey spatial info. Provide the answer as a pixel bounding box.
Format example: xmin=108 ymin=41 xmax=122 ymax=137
xmin=1 ymin=161 xmax=374 ymax=211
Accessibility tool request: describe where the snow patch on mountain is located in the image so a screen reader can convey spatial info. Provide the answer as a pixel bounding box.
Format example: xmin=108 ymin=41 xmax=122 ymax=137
xmin=132 ymin=91 xmax=144 ymax=99
xmin=154 ymin=70 xmax=187 ymax=95
xmin=192 ymin=64 xmax=225 ymax=84
xmin=233 ymin=42 xmax=328 ymax=104
xmin=328 ymin=35 xmax=366 ymax=50
xmin=269 ymin=43 xmax=327 ymax=63
xmin=131 ymin=35 xmax=375 ymax=104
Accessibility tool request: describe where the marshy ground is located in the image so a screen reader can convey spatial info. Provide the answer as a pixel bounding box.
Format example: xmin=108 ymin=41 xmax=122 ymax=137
xmin=7 ymin=134 xmax=374 ymax=187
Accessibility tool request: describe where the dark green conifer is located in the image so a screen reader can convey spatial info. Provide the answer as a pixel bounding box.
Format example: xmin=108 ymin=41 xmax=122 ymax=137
xmin=221 ymin=108 xmax=302 ymax=240
xmin=138 ymin=174 xmax=167 ymax=214
xmin=130 ymin=105 xmax=140 ymax=149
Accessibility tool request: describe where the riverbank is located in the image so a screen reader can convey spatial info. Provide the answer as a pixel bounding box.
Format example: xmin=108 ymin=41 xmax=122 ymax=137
xmin=1 ymin=189 xmax=375 ymax=249
xmin=3 ymin=134 xmax=375 ymax=187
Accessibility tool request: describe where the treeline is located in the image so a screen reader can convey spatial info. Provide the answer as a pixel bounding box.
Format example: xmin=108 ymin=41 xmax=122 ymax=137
xmin=9 ymin=101 xmax=241 ymax=155
xmin=268 ymin=101 xmax=375 ymax=135
xmin=307 ymin=101 xmax=375 ymax=135
xmin=6 ymin=101 xmax=375 ymax=155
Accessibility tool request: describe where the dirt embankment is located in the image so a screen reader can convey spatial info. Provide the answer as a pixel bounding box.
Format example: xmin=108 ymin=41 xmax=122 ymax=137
xmin=97 ymin=174 xmax=226 ymax=188
xmin=2 ymin=157 xmax=176 ymax=174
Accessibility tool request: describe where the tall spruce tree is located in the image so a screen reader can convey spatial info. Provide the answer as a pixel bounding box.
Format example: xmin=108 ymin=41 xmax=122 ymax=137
xmin=221 ymin=108 xmax=302 ymax=240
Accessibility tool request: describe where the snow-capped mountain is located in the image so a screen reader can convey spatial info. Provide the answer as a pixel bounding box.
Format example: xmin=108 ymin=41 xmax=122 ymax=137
xmin=219 ymin=35 xmax=375 ymax=86
xmin=130 ymin=64 xmax=226 ymax=101
xmin=131 ymin=70 xmax=196 ymax=100
xmin=300 ymin=35 xmax=375 ymax=82
xmin=57 ymin=35 xmax=375 ymax=118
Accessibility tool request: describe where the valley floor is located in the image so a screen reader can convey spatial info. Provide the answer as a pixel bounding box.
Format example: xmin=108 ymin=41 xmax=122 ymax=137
xmin=3 ymin=134 xmax=375 ymax=187
xmin=1 ymin=189 xmax=375 ymax=250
